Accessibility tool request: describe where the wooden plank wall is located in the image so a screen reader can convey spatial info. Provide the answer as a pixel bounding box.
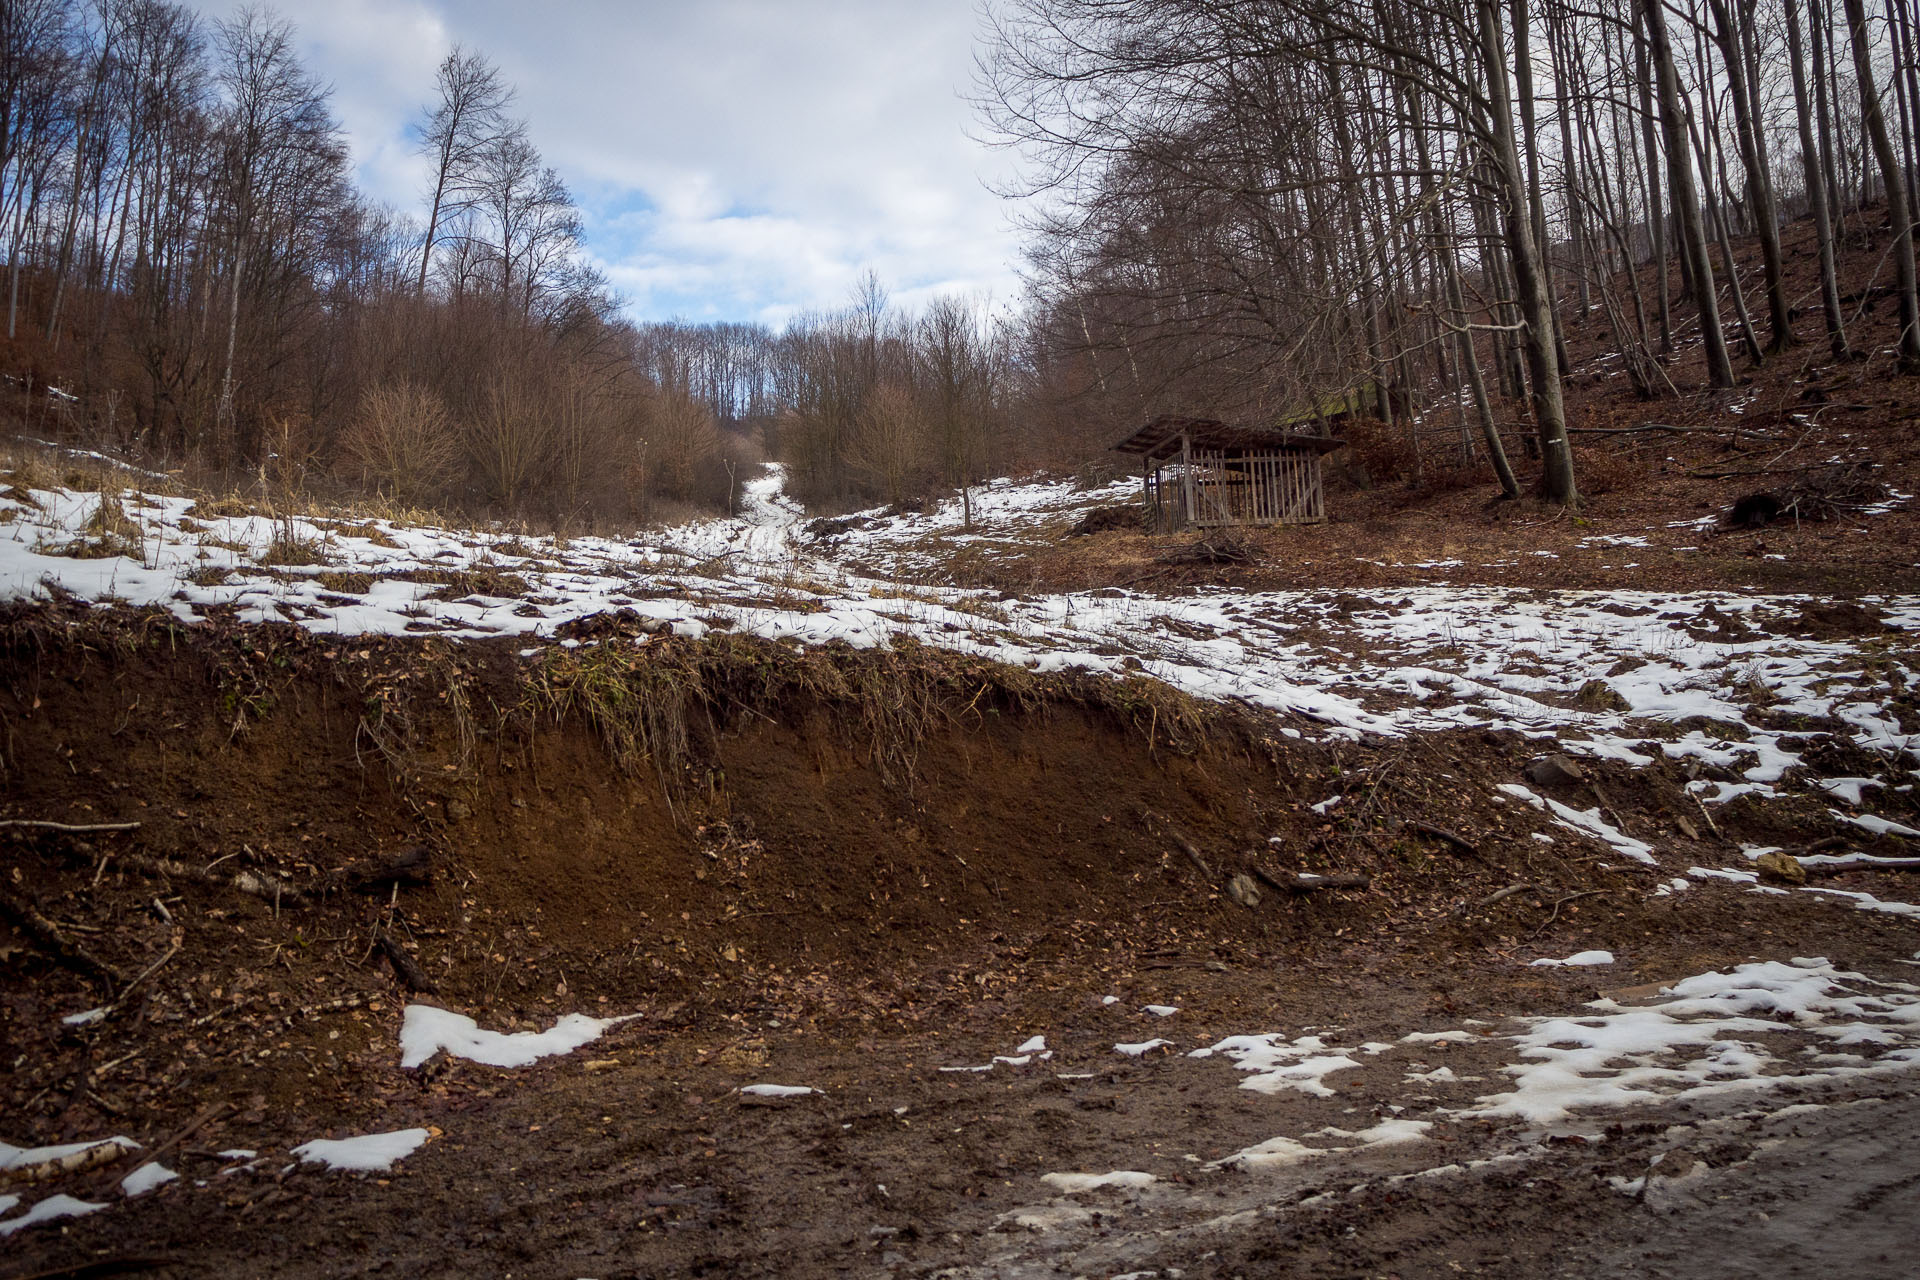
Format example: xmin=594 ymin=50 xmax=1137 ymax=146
xmin=1186 ymin=449 xmax=1324 ymax=527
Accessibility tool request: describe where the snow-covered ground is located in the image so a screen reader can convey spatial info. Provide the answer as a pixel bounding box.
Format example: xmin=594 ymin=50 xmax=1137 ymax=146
xmin=4 ymin=465 xmax=1916 ymax=831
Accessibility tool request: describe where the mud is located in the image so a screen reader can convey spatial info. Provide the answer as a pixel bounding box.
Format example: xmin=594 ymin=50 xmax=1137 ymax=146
xmin=3 ymin=607 xmax=1918 ymax=1278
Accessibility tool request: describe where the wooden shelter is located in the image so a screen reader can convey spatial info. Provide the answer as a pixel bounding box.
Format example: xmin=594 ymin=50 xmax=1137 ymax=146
xmin=1113 ymin=416 xmax=1344 ymax=531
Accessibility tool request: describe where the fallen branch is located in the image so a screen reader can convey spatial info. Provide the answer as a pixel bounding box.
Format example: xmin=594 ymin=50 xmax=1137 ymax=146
xmin=0 ymin=884 xmax=123 ymax=990
xmin=1475 ymin=882 xmax=1538 ymax=908
xmin=1804 ymin=858 xmax=1920 ymax=876
xmin=1405 ymin=821 xmax=1480 ymax=858
xmin=81 ymin=1102 xmax=230 ymax=1200
xmin=1567 ymin=423 xmax=1780 ymax=443
xmin=1 ymin=1136 xmax=139 ymax=1185
xmin=1530 ymin=888 xmax=1610 ymax=938
xmin=374 ymin=926 xmax=437 ymax=993
xmin=4 ymin=1258 xmax=174 ymax=1279
xmin=114 ymin=854 xmax=307 ymax=907
xmin=1251 ymin=867 xmax=1371 ymax=893
xmin=1164 ymin=829 xmax=1214 ymax=880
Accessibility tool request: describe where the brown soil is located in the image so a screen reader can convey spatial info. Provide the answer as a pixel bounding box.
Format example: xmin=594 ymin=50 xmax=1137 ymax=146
xmin=3 ymin=606 xmax=1917 ymax=1277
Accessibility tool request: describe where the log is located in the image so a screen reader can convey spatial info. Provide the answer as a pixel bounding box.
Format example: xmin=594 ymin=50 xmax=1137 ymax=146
xmin=1 ymin=1137 xmax=139 ymax=1184
xmin=1804 ymin=858 xmax=1920 ymax=876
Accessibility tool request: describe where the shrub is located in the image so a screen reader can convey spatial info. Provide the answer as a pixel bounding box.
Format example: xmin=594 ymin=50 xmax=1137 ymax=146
xmin=340 ymin=382 xmax=460 ymax=506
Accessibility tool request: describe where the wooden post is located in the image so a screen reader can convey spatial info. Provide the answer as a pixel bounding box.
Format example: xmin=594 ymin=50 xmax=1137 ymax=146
xmin=1179 ymin=431 xmax=1194 ymax=531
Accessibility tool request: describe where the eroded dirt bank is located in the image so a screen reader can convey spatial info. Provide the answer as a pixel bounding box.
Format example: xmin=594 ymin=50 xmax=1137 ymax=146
xmin=3 ymin=606 xmax=1918 ymax=1278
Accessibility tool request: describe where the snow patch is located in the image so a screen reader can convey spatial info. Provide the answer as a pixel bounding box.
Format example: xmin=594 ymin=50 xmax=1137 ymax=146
xmin=399 ymin=1004 xmax=633 ymax=1069
xmin=0 ymin=1194 xmax=106 ymax=1236
xmin=1530 ymin=950 xmax=1616 ymax=968
xmin=293 ymin=1128 xmax=430 ymax=1172
xmin=1039 ymin=1170 xmax=1156 ymax=1194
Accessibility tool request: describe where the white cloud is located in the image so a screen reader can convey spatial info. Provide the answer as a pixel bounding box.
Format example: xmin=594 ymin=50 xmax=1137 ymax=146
xmin=182 ymin=0 xmax=1027 ymax=325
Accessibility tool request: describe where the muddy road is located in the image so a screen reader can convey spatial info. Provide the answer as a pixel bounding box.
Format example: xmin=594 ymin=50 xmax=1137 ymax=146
xmin=3 ymin=608 xmax=1918 ymax=1277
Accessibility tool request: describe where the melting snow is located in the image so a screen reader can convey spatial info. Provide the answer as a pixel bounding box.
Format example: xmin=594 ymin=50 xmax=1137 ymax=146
xmin=1530 ymin=950 xmax=1616 ymax=967
xmin=1457 ymin=959 xmax=1920 ymax=1125
xmin=1115 ymin=1039 xmax=1174 ymax=1056
xmin=1189 ymin=1034 xmax=1361 ymax=1096
xmin=120 ymin=1163 xmax=178 ymax=1196
xmin=0 ymin=1194 xmax=106 ymax=1236
xmin=293 ymin=1128 xmax=430 ymax=1172
xmin=399 ymin=1004 xmax=634 ymax=1069
xmin=1039 ymin=1170 xmax=1156 ymax=1193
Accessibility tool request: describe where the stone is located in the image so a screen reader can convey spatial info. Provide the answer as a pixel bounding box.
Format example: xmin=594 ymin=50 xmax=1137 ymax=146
xmin=1756 ymin=851 xmax=1806 ymax=886
xmin=1227 ymin=874 xmax=1263 ymax=909
xmin=1525 ymin=753 xmax=1587 ymax=788
xmin=444 ymin=799 xmax=473 ymax=823
xmin=1674 ymin=813 xmax=1700 ymax=841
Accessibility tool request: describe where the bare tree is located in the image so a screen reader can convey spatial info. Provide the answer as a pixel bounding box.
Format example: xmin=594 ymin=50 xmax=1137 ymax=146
xmin=1639 ymin=0 xmax=1735 ymax=387
xmin=1786 ymin=0 xmax=1852 ymax=357
xmin=413 ymin=45 xmax=512 ymax=296
xmin=1841 ymin=0 xmax=1920 ymax=371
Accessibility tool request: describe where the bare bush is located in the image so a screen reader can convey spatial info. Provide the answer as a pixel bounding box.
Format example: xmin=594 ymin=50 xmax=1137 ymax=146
xmin=847 ymin=382 xmax=928 ymax=507
xmin=340 ymin=383 xmax=460 ymax=506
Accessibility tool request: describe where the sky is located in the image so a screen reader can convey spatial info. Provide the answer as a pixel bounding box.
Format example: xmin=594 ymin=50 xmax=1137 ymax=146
xmin=184 ymin=0 xmax=1029 ymax=329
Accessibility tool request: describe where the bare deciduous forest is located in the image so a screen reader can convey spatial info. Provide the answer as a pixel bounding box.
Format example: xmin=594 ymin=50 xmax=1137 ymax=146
xmin=5 ymin=0 xmax=1918 ymax=525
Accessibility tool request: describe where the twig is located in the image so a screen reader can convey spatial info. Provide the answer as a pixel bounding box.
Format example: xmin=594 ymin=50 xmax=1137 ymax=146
xmin=1691 ymin=791 xmax=1722 ymax=840
xmin=1475 ymin=882 xmax=1537 ymax=908
xmin=1530 ymin=889 xmax=1610 ymax=938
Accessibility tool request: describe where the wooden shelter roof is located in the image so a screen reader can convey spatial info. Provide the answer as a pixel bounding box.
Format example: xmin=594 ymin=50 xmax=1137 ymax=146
xmin=1111 ymin=415 xmax=1346 ymax=461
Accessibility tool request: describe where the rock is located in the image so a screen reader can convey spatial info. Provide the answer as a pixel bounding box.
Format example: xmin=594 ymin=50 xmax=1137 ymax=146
xmin=1756 ymin=851 xmax=1806 ymax=886
xmin=1525 ymin=753 xmax=1587 ymax=788
xmin=444 ymin=799 xmax=473 ymax=823
xmin=1674 ymin=813 xmax=1700 ymax=841
xmin=1227 ymin=873 xmax=1263 ymax=909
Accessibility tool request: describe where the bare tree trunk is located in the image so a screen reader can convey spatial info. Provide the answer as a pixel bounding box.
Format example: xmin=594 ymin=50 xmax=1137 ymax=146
xmin=1509 ymin=0 xmax=1571 ymax=374
xmin=1635 ymin=25 xmax=1673 ymax=354
xmin=1480 ymin=0 xmax=1575 ymax=503
xmin=1443 ymin=226 xmax=1520 ymax=498
xmin=1640 ymin=0 xmax=1735 ymax=387
xmin=1708 ymin=0 xmax=1794 ymax=351
xmin=1690 ymin=107 xmax=1766 ymax=365
xmin=1843 ymin=0 xmax=1920 ymax=371
xmin=1787 ymin=0 xmax=1853 ymax=357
